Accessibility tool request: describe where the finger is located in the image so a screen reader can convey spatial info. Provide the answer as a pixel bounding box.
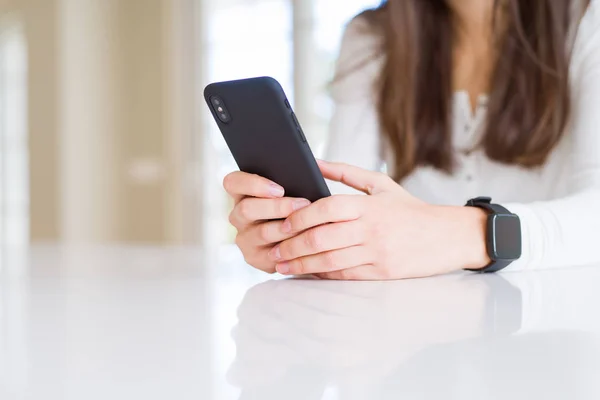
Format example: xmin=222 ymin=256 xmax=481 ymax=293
xmin=282 ymin=195 xmax=362 ymax=234
xmin=314 ymin=265 xmax=382 ymax=281
xmin=243 ymin=220 xmax=297 ymax=246
xmin=317 ymin=159 xmax=394 ymax=195
xmin=275 ymin=245 xmax=372 ymax=276
xmin=236 ymin=246 xmax=277 ymax=274
xmin=272 ymin=220 xmax=366 ymax=263
xmin=223 ymin=171 xmax=285 ymax=203
xmin=230 ymin=197 xmax=311 ymax=229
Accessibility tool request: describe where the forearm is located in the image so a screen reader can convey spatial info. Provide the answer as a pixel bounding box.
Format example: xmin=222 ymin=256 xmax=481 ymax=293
xmin=504 ymin=189 xmax=600 ymax=271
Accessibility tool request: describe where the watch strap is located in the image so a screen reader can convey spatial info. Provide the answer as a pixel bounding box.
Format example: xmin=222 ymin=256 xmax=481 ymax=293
xmin=466 ymin=197 xmax=512 ymax=215
xmin=465 ymin=197 xmax=517 ymax=274
xmin=466 ymin=259 xmax=513 ymax=274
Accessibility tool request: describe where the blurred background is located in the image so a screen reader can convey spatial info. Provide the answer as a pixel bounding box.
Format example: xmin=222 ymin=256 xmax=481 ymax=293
xmin=0 ymin=0 xmax=380 ymax=249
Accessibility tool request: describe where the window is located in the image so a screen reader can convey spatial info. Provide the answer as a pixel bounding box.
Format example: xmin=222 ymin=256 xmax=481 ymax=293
xmin=0 ymin=18 xmax=28 ymax=246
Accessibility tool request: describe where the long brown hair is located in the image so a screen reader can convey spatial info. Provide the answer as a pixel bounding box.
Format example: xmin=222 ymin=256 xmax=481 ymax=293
xmin=351 ymin=0 xmax=586 ymax=181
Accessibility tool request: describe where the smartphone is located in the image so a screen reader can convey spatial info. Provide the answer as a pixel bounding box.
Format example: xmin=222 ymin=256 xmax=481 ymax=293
xmin=204 ymin=76 xmax=331 ymax=202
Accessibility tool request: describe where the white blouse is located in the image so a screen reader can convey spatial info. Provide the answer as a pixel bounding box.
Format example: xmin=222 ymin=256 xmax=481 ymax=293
xmin=325 ymin=1 xmax=600 ymax=271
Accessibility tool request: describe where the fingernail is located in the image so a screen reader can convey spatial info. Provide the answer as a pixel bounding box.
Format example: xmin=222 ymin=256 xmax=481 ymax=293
xmin=269 ymin=184 xmax=285 ymax=197
xmin=293 ymin=199 xmax=311 ymax=211
xmin=277 ymin=263 xmax=290 ymax=275
xmin=281 ymin=220 xmax=292 ymax=233
xmin=269 ymin=245 xmax=281 ymax=261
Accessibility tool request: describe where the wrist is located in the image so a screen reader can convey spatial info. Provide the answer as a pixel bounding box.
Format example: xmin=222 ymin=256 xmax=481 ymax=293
xmin=438 ymin=206 xmax=491 ymax=271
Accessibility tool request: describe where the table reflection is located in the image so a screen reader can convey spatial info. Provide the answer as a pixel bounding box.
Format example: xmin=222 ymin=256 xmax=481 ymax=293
xmin=229 ymin=271 xmax=600 ymax=400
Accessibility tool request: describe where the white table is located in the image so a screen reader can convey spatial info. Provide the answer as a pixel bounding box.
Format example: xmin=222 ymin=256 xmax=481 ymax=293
xmin=1 ymin=245 xmax=599 ymax=400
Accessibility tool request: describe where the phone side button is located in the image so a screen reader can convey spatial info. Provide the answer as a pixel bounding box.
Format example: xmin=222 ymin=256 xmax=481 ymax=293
xmin=291 ymin=112 xmax=306 ymax=142
xmin=297 ymin=127 xmax=307 ymax=143
xmin=291 ymin=112 xmax=300 ymax=126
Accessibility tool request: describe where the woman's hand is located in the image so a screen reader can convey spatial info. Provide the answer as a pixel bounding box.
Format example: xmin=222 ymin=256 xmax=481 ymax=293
xmin=223 ymin=171 xmax=312 ymax=274
xmin=269 ymin=160 xmax=490 ymax=280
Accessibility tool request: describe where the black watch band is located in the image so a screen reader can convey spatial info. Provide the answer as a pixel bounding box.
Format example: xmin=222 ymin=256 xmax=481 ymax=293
xmin=467 ymin=257 xmax=513 ymax=274
xmin=466 ymin=197 xmax=512 ymax=216
xmin=465 ymin=197 xmax=522 ymax=274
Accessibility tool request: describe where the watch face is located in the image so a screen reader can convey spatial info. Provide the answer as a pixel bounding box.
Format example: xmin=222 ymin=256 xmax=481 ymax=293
xmin=491 ymin=215 xmax=522 ymax=261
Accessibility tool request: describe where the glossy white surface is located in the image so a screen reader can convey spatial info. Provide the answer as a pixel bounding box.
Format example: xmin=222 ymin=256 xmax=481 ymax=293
xmin=1 ymin=245 xmax=599 ymax=399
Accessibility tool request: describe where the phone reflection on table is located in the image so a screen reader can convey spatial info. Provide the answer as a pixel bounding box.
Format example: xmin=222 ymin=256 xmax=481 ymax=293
xmin=228 ymin=272 xmax=600 ymax=400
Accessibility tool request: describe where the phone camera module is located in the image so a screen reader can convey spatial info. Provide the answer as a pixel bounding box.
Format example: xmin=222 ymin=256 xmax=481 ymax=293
xmin=210 ymin=96 xmax=231 ymax=123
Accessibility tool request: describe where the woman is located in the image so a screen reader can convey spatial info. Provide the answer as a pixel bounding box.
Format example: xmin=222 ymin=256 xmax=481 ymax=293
xmin=224 ymin=0 xmax=600 ymax=280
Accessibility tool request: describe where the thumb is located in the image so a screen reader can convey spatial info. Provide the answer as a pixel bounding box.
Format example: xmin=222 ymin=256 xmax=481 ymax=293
xmin=317 ymin=160 xmax=395 ymax=195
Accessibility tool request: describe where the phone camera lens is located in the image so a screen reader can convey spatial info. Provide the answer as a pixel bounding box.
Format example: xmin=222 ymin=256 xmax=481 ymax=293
xmin=210 ymin=96 xmax=230 ymax=123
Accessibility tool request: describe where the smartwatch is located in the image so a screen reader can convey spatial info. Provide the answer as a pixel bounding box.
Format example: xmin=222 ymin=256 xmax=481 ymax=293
xmin=465 ymin=197 xmax=522 ymax=273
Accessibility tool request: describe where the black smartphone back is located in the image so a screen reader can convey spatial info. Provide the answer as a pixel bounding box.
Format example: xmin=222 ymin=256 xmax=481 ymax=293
xmin=204 ymin=77 xmax=330 ymax=202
